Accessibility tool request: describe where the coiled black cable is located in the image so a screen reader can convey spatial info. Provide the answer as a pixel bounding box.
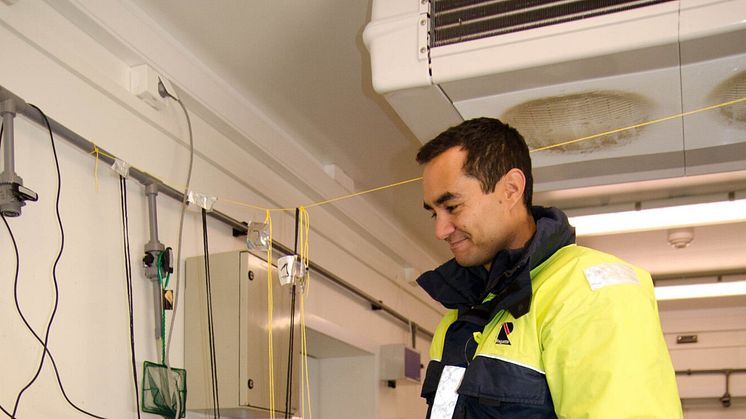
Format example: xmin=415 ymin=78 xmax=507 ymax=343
xmin=0 ymin=213 xmax=18 ymax=418
xmin=284 ymin=208 xmax=300 ymax=419
xmin=6 ymin=104 xmax=106 ymax=419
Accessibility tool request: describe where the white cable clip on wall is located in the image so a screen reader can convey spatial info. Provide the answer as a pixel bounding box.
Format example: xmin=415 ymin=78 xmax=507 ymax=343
xmin=245 ymin=221 xmax=270 ymax=252
xmin=111 ymin=158 xmax=130 ymax=178
xmin=277 ymin=255 xmax=306 ymax=287
xmin=186 ymin=191 xmax=216 ymax=211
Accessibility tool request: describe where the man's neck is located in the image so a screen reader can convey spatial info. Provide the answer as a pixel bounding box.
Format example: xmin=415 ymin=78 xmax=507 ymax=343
xmin=483 ymin=208 xmax=536 ymax=271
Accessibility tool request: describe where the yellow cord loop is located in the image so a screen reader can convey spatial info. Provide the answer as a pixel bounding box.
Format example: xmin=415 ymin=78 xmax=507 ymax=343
xmin=264 ymin=209 xmax=276 ymax=419
xmin=298 ymin=207 xmax=311 ymax=294
xmin=300 ymin=293 xmax=312 ymax=419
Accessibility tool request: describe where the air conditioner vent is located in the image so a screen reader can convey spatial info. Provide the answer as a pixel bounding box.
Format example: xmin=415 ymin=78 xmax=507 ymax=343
xmin=501 ymin=91 xmax=651 ymax=153
xmin=712 ymin=70 xmax=746 ymax=123
xmin=431 ymin=0 xmax=673 ymax=48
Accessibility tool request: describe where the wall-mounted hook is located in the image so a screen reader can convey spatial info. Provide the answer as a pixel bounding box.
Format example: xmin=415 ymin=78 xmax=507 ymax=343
xmin=720 ymin=370 xmax=732 ymax=408
xmin=0 ymin=98 xmax=37 ymax=217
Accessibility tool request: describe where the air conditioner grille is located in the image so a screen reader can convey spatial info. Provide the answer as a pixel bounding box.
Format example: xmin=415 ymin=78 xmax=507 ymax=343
xmin=712 ymin=70 xmax=746 ymax=123
xmin=501 ymin=92 xmax=651 ymax=153
xmin=431 ymin=0 xmax=673 ymax=48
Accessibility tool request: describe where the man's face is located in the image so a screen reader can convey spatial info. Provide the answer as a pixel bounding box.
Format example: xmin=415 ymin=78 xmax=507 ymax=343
xmin=422 ymin=147 xmax=519 ymax=268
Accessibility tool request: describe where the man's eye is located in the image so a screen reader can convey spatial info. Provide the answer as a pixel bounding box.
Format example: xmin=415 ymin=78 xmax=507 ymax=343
xmin=446 ymin=205 xmax=458 ymax=213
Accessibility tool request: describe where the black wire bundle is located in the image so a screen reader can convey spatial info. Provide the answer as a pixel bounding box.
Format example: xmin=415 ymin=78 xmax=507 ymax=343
xmin=0 ymin=213 xmax=16 ymax=419
xmin=201 ymin=208 xmax=220 ymax=418
xmin=284 ymin=286 xmax=297 ymax=419
xmin=1 ymin=105 xmax=107 ymax=418
xmin=284 ymin=208 xmax=300 ymax=419
xmin=119 ymin=175 xmax=142 ymax=419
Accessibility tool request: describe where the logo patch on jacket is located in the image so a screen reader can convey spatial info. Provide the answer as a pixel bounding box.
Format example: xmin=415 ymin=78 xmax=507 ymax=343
xmin=496 ymin=322 xmax=513 ymax=345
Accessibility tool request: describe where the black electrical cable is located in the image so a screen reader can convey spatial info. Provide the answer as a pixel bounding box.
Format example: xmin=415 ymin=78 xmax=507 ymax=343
xmin=284 ymin=286 xmax=297 ymax=419
xmin=2 ymin=218 xmax=107 ymax=419
xmin=201 ymin=208 xmax=220 ymax=418
xmin=119 ymin=175 xmax=142 ymax=419
xmin=284 ymin=208 xmax=300 ymax=419
xmin=1 ymin=213 xmax=18 ymax=419
xmin=11 ymin=103 xmax=64 ymax=415
xmin=7 ymin=104 xmax=107 ymax=419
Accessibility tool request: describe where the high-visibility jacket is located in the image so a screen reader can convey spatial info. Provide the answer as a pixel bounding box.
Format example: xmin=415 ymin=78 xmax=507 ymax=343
xmin=422 ymin=244 xmax=682 ymax=418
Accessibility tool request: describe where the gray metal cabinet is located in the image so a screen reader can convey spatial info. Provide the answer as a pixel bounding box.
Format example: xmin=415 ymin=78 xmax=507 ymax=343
xmin=185 ymin=251 xmax=298 ymax=417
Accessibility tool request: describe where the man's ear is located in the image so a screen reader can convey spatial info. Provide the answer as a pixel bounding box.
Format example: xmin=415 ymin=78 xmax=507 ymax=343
xmin=502 ymin=168 xmax=526 ymax=209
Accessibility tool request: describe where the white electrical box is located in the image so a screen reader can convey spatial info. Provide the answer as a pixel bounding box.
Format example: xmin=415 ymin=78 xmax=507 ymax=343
xmin=380 ymin=344 xmax=421 ymax=384
xmin=129 ymin=64 xmax=166 ymax=109
xmin=185 ymin=251 xmax=299 ymax=417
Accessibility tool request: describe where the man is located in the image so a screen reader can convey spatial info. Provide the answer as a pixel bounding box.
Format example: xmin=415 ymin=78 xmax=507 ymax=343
xmin=416 ymin=118 xmax=681 ymax=418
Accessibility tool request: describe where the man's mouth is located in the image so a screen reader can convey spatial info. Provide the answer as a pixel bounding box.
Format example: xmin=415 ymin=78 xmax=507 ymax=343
xmin=447 ymin=235 xmax=469 ymax=251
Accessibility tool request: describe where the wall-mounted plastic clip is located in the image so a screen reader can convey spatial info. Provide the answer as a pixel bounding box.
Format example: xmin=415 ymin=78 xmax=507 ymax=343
xmin=277 ymin=255 xmax=306 ymax=286
xmin=111 ymin=158 xmax=130 ymax=178
xmin=186 ymin=191 xmax=216 ymax=211
xmin=245 ymin=221 xmax=270 ymax=252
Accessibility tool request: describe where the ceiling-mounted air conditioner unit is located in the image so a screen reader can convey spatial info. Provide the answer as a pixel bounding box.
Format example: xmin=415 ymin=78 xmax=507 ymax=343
xmin=363 ymin=0 xmax=746 ymax=191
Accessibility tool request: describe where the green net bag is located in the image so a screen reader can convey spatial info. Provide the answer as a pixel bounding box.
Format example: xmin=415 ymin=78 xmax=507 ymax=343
xmin=141 ymin=361 xmax=187 ymax=418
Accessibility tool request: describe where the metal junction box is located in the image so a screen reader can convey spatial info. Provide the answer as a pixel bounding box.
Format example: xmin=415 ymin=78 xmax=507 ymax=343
xmin=380 ymin=344 xmax=421 ymax=383
xmin=185 ymin=251 xmax=299 ymax=417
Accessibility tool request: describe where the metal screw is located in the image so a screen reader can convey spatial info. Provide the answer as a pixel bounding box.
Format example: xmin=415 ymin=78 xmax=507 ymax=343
xmin=420 ymin=19 xmax=426 ymax=26
xmin=420 ymin=47 xmax=427 ymax=54
xmin=248 ymin=270 xmax=255 ymax=280
xmin=248 ymin=379 xmax=254 ymax=389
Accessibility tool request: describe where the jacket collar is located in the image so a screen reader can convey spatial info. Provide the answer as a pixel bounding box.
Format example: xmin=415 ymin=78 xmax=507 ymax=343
xmin=417 ymin=207 xmax=575 ymax=319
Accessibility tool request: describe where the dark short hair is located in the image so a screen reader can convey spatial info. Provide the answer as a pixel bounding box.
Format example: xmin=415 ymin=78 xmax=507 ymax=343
xmin=416 ymin=117 xmax=533 ymax=209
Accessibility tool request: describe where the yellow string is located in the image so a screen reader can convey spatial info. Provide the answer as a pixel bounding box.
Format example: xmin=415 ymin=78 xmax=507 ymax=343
xmin=217 ymin=95 xmax=746 ymax=213
xmin=300 ymin=293 xmax=312 ymax=419
xmin=303 ymin=176 xmax=422 ymax=209
xmin=298 ymin=207 xmax=311 ymax=295
xmin=265 ymin=209 xmax=276 ymax=419
xmin=219 ymin=198 xmax=295 ymax=212
xmin=86 ymin=96 xmax=746 ymax=213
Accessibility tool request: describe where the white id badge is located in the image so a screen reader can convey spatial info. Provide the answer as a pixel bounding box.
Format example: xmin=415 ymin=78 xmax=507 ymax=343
xmin=431 ymin=365 xmax=466 ymax=419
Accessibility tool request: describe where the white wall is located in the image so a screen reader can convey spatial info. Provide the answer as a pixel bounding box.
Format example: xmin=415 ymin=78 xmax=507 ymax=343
xmin=8 ymin=2 xmax=743 ymax=419
xmin=660 ymin=303 xmax=746 ymax=418
xmin=0 ymin=1 xmax=438 ymax=417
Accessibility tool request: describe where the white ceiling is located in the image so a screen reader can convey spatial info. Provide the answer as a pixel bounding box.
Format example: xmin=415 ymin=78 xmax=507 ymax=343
xmin=128 ymin=0 xmax=449 ymax=261
xmin=126 ymin=0 xmax=746 ymax=281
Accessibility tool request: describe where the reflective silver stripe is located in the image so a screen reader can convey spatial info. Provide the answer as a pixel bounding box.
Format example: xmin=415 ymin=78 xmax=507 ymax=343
xmin=584 ymin=263 xmax=640 ymax=291
xmin=431 ymin=365 xmax=466 ymax=419
xmin=476 ymin=353 xmax=546 ymax=375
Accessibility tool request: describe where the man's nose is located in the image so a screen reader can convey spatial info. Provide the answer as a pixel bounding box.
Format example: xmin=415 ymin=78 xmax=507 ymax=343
xmin=434 ymin=214 xmax=455 ymax=241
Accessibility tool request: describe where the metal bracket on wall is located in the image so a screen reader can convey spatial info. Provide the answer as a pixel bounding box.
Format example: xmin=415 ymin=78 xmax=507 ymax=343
xmin=0 ymin=97 xmax=37 ymax=217
xmin=676 ymin=368 xmax=746 ymax=408
xmin=141 ymin=182 xmax=173 ymax=338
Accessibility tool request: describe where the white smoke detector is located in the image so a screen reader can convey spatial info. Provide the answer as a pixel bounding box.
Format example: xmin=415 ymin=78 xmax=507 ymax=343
xmin=667 ymin=227 xmax=695 ymax=249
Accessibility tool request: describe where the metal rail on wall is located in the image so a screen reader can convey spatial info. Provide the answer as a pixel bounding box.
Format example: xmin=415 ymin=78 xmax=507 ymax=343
xmin=676 ymin=368 xmax=746 ymax=408
xmin=0 ymin=84 xmax=434 ymax=341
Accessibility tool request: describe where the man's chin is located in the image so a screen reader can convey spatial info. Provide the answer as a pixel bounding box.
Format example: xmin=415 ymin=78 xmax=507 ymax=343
xmin=453 ymin=252 xmax=490 ymax=268
xmin=453 ymin=255 xmax=478 ymax=267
